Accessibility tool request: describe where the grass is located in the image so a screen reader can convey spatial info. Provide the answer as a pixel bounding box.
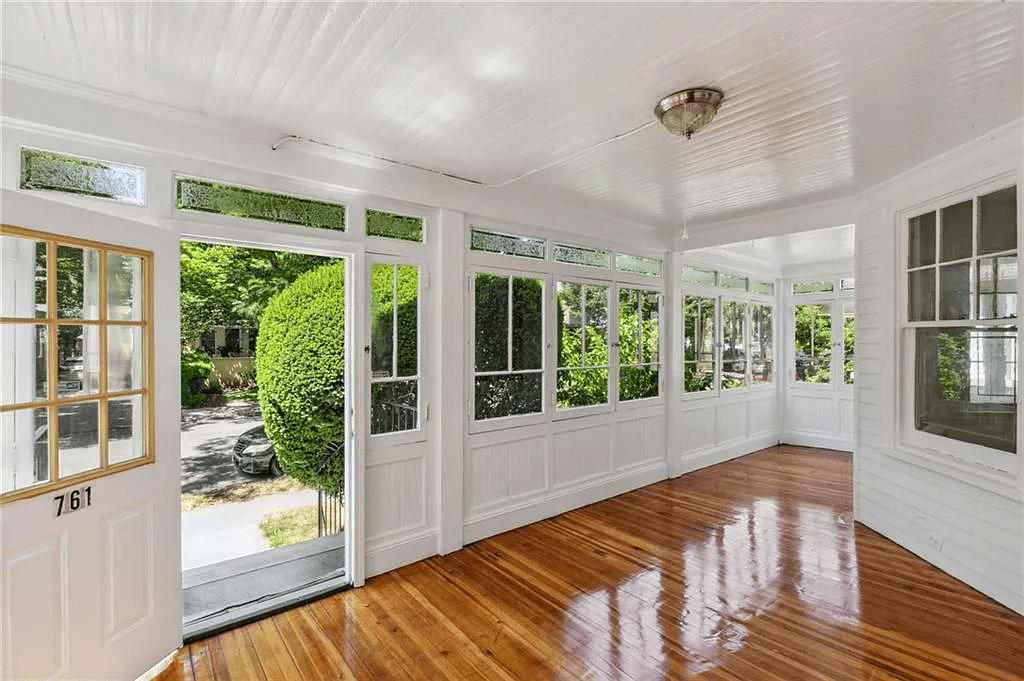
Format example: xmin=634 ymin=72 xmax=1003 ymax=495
xmin=181 ymin=476 xmax=306 ymax=511
xmin=259 ymin=505 xmax=319 ymax=548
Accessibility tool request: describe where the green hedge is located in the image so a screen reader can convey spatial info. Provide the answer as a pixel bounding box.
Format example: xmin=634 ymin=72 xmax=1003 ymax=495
xmin=256 ymin=262 xmax=346 ymax=492
xmin=181 ymin=350 xmax=214 ymax=407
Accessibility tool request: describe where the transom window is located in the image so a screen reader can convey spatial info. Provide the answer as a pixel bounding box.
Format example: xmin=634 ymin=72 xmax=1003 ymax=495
xmin=1 ymin=226 xmax=152 ymax=501
xmin=902 ymin=184 xmax=1018 ymax=458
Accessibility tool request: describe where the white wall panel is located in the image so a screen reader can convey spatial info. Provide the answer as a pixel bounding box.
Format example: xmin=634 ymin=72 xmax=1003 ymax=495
xmin=104 ymin=505 xmax=152 ymax=643
xmin=839 ymin=398 xmax=855 ymax=437
xmin=365 ymin=458 xmax=426 ymax=541
xmin=679 ymin=405 xmax=716 ymax=452
xmin=552 ymin=423 xmax=614 ymax=488
xmin=615 ymin=415 xmax=665 ymax=470
xmin=465 ymin=435 xmax=547 ymax=514
xmin=715 ymin=401 xmax=748 ymax=444
xmin=749 ymin=398 xmax=776 ymax=435
xmin=787 ymin=393 xmax=838 ymax=434
xmin=3 ymin=535 xmax=67 ymax=680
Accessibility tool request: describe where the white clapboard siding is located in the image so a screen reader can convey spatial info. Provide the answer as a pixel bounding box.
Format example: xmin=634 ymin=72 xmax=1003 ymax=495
xmin=854 ymin=123 xmax=1024 ymax=614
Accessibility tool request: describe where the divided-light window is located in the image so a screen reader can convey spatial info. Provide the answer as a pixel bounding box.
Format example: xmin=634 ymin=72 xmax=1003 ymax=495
xmin=618 ymin=288 xmax=661 ymax=401
xmin=903 ymin=185 xmax=1018 ymax=456
xmin=473 ymin=273 xmax=544 ymax=420
xmin=369 ymin=263 xmax=420 ymax=435
xmin=557 ymin=281 xmax=610 ymax=409
xmin=1 ymin=226 xmax=152 ymax=501
xmin=683 ymin=267 xmax=774 ymax=394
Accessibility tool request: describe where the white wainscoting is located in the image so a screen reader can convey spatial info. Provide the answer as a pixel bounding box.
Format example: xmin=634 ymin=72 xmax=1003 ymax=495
xmin=677 ymin=392 xmax=778 ymax=475
xmin=463 ymin=405 xmax=668 ymax=544
xmin=782 ymin=388 xmax=855 ymax=451
xmin=364 ymin=440 xmax=435 ymax=578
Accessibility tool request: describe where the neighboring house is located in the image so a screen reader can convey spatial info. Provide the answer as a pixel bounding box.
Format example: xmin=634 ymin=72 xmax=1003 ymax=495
xmin=197 ymin=325 xmax=258 ymax=387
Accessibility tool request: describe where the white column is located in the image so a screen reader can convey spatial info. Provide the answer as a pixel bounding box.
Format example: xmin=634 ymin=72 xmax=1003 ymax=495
xmin=435 ymin=208 xmax=465 ymax=554
xmin=665 ymin=250 xmax=683 ymax=477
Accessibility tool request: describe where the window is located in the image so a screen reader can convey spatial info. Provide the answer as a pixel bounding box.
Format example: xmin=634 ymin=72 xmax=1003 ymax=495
xmin=366 ymin=209 xmax=424 ymax=243
xmin=903 ymin=185 xmax=1018 ymax=456
xmin=721 ymin=301 xmax=746 ymax=389
xmin=20 ymin=147 xmax=145 ymax=206
xmin=557 ymin=281 xmax=610 ymax=409
xmin=683 ymin=296 xmax=716 ymax=393
xmin=843 ymin=303 xmax=855 ymax=384
xmin=616 ymin=253 xmax=662 ymax=277
xmin=473 ymin=272 xmax=544 ymax=420
xmin=618 ymin=288 xmax=660 ymax=401
xmin=370 ymin=263 xmax=419 ymax=434
xmin=175 ymin=177 xmax=346 ymax=231
xmin=794 ymin=303 xmax=833 ymax=384
xmin=683 ymin=268 xmax=774 ymax=394
xmin=553 ymin=243 xmax=612 ymax=270
xmin=750 ymin=304 xmax=774 ymax=385
xmin=469 ymin=228 xmax=545 ymax=259
xmin=792 ymin=279 xmax=834 ymax=295
xmin=1 ymin=227 xmax=151 ymax=501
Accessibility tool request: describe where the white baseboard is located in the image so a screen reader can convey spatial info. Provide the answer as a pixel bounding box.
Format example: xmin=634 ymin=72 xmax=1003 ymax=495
xmin=780 ymin=431 xmax=853 ymax=452
xmin=857 ymin=506 xmax=1023 ymax=616
xmin=365 ymin=529 xmax=438 ymax=579
xmin=463 ymin=461 xmax=669 ymax=544
xmin=675 ymin=432 xmax=779 ymax=477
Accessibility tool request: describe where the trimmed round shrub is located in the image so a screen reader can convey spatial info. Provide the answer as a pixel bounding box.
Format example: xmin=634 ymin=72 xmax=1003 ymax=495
xmin=181 ymin=350 xmax=214 ymax=407
xmin=256 ymin=262 xmax=346 ymax=493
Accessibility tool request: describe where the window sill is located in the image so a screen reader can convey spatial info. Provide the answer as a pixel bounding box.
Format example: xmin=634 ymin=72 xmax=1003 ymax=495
xmin=887 ymin=442 xmax=1021 ymax=501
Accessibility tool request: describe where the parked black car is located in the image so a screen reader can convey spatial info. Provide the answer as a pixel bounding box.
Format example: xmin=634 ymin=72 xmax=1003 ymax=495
xmin=232 ymin=425 xmax=283 ymax=476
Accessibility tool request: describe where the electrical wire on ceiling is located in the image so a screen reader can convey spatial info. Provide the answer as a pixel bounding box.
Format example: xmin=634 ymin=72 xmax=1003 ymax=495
xmin=270 ymin=119 xmax=656 ymax=189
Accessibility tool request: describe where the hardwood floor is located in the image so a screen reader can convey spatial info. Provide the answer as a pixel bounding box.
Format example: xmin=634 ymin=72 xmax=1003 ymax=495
xmin=163 ymin=446 xmax=1024 ymax=680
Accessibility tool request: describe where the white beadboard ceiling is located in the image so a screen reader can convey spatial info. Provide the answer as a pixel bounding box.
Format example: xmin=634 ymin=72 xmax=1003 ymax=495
xmin=690 ymin=224 xmax=856 ymax=275
xmin=1 ymin=2 xmax=1021 ymax=241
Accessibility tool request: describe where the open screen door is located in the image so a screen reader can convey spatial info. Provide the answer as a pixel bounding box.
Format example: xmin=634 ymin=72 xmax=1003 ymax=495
xmin=1 ymin=190 xmax=180 ymax=680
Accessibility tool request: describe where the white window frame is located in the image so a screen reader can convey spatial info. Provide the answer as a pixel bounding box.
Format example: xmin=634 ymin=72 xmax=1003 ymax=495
xmin=614 ymin=283 xmax=664 ymax=409
xmin=552 ymin=274 xmax=615 ymax=419
xmin=681 ymin=267 xmax=776 ymax=401
xmin=787 ymin=279 xmax=855 ymax=391
xmin=468 ymin=264 xmax=549 ymax=434
xmin=366 ymin=254 xmax=426 ymax=447
xmin=896 ymin=176 xmax=1021 ymax=480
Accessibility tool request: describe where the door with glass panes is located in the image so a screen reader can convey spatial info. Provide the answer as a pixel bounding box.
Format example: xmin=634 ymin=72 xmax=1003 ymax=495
xmin=1 ymin=190 xmax=180 ymax=680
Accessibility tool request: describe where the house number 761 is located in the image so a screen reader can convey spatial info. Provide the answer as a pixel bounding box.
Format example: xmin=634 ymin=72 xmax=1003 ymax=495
xmin=53 ymin=485 xmax=92 ymax=517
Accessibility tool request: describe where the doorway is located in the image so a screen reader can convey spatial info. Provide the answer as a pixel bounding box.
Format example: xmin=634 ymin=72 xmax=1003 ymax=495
xmin=178 ymin=240 xmax=352 ymax=640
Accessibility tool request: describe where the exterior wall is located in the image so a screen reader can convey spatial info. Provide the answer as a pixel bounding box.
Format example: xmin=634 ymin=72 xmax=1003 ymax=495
xmin=855 ymin=121 xmax=1024 ymax=614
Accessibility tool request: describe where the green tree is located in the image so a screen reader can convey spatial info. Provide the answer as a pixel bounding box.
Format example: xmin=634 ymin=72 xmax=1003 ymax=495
xmin=794 ymin=304 xmax=832 ymax=383
xmin=256 ymin=262 xmax=346 ymax=493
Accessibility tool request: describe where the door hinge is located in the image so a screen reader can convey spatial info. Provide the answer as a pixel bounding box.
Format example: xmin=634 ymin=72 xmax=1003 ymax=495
xmin=424 ymin=403 xmax=430 ymax=423
xmin=422 ymin=268 xmax=430 ymax=290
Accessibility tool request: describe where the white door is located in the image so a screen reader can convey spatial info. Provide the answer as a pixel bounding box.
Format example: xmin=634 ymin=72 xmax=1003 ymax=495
xmin=1 ymin=190 xmax=180 ymax=680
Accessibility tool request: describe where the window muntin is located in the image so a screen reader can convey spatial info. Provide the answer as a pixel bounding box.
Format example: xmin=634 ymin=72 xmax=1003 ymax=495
xmin=618 ymin=288 xmax=660 ymax=401
xmin=1 ymin=227 xmax=151 ymax=501
xmin=904 ymin=184 xmax=1018 ymax=456
xmin=794 ymin=303 xmax=833 ymax=384
xmin=720 ymin=301 xmax=747 ymax=389
xmin=370 ymin=263 xmax=420 ymax=435
xmin=473 ymin=272 xmax=544 ymax=420
xmin=469 ymin=228 xmax=545 ymax=260
xmin=750 ymin=304 xmax=773 ymax=385
xmin=20 ymin=147 xmax=146 ymax=206
xmin=683 ymin=296 xmax=716 ymax=393
xmin=366 ymin=209 xmax=424 ymax=243
xmin=557 ymin=281 xmax=609 ymax=409
xmin=175 ymin=177 xmax=346 ymax=231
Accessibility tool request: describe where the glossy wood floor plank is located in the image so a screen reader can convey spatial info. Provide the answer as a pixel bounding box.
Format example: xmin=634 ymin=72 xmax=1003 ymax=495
xmin=167 ymin=446 xmax=1024 ymax=681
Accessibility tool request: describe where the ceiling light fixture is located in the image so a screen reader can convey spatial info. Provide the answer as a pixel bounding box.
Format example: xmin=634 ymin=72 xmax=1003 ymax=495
xmin=654 ymin=87 xmax=723 ymax=139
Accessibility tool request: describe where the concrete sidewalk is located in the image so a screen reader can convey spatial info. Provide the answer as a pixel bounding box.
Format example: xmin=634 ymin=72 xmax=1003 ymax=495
xmin=181 ymin=488 xmax=317 ymax=571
